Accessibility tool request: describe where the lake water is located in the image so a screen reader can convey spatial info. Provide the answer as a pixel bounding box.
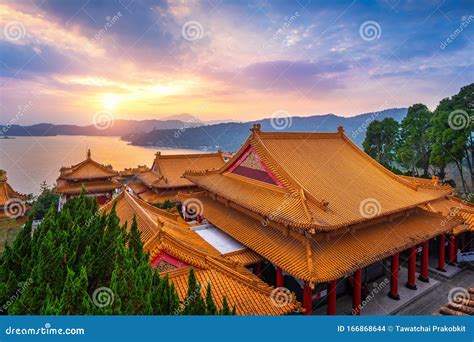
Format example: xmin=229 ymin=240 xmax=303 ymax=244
xmin=0 ymin=136 xmax=203 ymax=195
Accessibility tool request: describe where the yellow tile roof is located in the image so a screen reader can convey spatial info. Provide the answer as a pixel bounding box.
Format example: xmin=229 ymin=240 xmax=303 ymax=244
xmin=185 ymin=126 xmax=451 ymax=232
xmin=196 ymin=194 xmax=461 ymax=283
xmin=55 ymin=180 xmax=120 ymax=195
xmin=151 ymin=152 xmax=225 ymax=189
xmin=0 ymin=171 xmax=28 ymax=207
xmin=422 ymin=196 xmax=474 ymax=235
xmin=101 ymin=190 xmax=298 ymax=315
xmin=223 ymin=249 xmax=265 ymax=266
xmin=168 ymin=263 xmax=299 ymax=315
xmin=58 ymin=150 xmax=117 ymax=180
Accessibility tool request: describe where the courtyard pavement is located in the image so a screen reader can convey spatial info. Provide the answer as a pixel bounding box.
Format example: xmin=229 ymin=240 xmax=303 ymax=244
xmin=314 ymin=267 xmax=441 ymax=315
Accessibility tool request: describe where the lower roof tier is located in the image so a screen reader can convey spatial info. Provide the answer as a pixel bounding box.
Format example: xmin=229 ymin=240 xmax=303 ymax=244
xmin=197 ymin=195 xmax=462 ymax=283
xmin=55 ymin=180 xmax=121 ymax=195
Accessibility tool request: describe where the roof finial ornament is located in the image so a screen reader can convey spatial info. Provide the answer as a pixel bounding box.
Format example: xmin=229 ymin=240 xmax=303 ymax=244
xmin=337 ymin=126 xmax=344 ymax=135
xmin=250 ymin=123 xmax=261 ymax=134
xmin=86 ymin=149 xmax=91 ymax=159
xmin=0 ymin=169 xmax=6 ymax=182
xmin=155 ymin=151 xmax=161 ymax=157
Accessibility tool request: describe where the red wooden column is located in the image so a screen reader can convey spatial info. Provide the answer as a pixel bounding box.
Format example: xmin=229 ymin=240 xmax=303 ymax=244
xmin=388 ymin=253 xmax=400 ymax=300
xmin=418 ymin=240 xmax=430 ymax=283
xmin=303 ymin=283 xmax=312 ymax=315
xmin=448 ymin=236 xmax=457 ymax=265
xmin=437 ymin=235 xmax=446 ymax=272
xmin=276 ymin=267 xmax=284 ymax=287
xmin=406 ymin=246 xmax=417 ymax=290
xmin=352 ymin=269 xmax=362 ymax=315
xmin=327 ymin=280 xmax=337 ymax=315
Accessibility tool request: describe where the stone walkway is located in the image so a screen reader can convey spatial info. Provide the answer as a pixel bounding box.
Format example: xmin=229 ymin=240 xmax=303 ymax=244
xmin=314 ymin=267 xmax=440 ymax=315
xmin=396 ymin=268 xmax=474 ymax=315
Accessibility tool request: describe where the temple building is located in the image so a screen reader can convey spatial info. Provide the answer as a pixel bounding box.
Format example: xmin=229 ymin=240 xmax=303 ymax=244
xmin=0 ymin=170 xmax=28 ymax=221
xmin=56 ymin=150 xmax=120 ymax=208
xmin=129 ymin=152 xmax=225 ymax=205
xmin=180 ymin=124 xmax=472 ymax=315
xmin=101 ymin=189 xmax=299 ymax=315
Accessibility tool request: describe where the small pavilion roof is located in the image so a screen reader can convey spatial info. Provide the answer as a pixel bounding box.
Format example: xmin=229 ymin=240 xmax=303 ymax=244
xmin=185 ymin=125 xmax=452 ymax=233
xmin=101 ymin=190 xmax=297 ymax=315
xmin=192 ymin=193 xmax=461 ymax=283
xmin=58 ymin=149 xmax=118 ymax=181
xmin=146 ymin=152 xmax=225 ymax=189
xmin=56 ymin=180 xmax=120 ymax=195
xmin=422 ymin=196 xmax=474 ymax=235
xmin=0 ymin=170 xmax=28 ymax=219
xmin=0 ymin=170 xmax=28 ymax=207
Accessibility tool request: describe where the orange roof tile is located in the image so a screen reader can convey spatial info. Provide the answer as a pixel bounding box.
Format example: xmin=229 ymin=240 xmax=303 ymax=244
xmin=58 ymin=149 xmax=117 ymax=181
xmin=168 ymin=263 xmax=298 ymax=315
xmin=223 ymin=249 xmax=264 ymax=266
xmin=0 ymin=170 xmax=28 ymax=207
xmin=151 ymin=152 xmax=225 ymax=189
xmin=422 ymin=196 xmax=474 ymax=235
xmin=196 ymin=195 xmax=461 ymax=283
xmin=55 ymin=180 xmax=120 ymax=195
xmin=101 ymin=190 xmax=298 ymax=315
xmin=185 ymin=126 xmax=451 ymax=232
xmin=439 ymin=287 xmax=474 ymax=316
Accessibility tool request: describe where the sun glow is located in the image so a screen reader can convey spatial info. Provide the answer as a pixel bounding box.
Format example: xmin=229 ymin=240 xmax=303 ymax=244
xmin=101 ymin=94 xmax=121 ymax=110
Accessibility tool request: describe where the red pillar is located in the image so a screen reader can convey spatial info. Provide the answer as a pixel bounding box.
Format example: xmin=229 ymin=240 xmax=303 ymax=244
xmin=454 ymin=236 xmax=459 ymax=263
xmin=418 ymin=240 xmax=430 ymax=283
xmin=388 ymin=253 xmax=400 ymax=300
xmin=437 ymin=235 xmax=446 ymax=272
xmin=352 ymin=269 xmax=362 ymax=315
xmin=327 ymin=280 xmax=337 ymax=315
xmin=253 ymin=262 xmax=261 ymax=277
xmin=406 ymin=246 xmax=417 ymax=290
xmin=448 ymin=236 xmax=456 ymax=264
xmin=276 ymin=267 xmax=284 ymax=287
xmin=303 ymin=283 xmax=312 ymax=315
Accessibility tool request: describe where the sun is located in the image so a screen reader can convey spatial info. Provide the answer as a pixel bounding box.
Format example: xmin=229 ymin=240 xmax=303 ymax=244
xmin=101 ymin=94 xmax=121 ymax=110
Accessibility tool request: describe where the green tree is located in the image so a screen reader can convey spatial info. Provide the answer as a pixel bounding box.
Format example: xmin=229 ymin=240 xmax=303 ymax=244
xmin=30 ymin=182 xmax=59 ymax=220
xmin=397 ymin=104 xmax=433 ymax=177
xmin=0 ymin=190 xmax=230 ymax=315
xmin=430 ymin=84 xmax=474 ymax=191
xmin=363 ymin=118 xmax=400 ymax=168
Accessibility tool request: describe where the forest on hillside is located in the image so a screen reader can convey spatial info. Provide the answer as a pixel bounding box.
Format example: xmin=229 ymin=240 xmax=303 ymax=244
xmin=363 ymin=83 xmax=474 ymax=193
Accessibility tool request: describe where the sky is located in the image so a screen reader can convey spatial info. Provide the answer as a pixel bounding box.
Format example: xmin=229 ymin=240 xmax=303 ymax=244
xmin=0 ymin=0 xmax=473 ymax=125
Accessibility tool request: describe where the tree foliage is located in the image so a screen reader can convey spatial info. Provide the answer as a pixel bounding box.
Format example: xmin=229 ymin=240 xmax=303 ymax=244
xmin=396 ymin=104 xmax=433 ymax=177
xmin=29 ymin=181 xmax=59 ymax=220
xmin=362 ymin=117 xmax=400 ymax=168
xmin=0 ymin=191 xmax=232 ymax=315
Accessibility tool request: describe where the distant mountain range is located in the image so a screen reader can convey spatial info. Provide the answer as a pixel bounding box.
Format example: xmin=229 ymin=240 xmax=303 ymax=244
xmin=0 ymin=108 xmax=407 ymax=151
xmin=125 ymin=108 xmax=408 ymax=151
xmin=0 ymin=119 xmax=202 ymax=137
